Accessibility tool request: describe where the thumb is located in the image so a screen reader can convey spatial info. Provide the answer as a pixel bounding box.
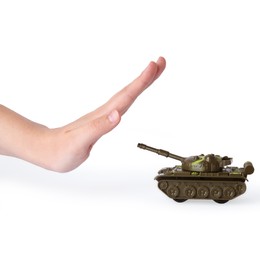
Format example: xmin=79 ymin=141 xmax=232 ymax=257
xmin=87 ymin=110 xmax=121 ymax=144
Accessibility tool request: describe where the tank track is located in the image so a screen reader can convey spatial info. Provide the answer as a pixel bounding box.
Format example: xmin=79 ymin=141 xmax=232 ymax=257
xmin=156 ymin=177 xmax=246 ymax=203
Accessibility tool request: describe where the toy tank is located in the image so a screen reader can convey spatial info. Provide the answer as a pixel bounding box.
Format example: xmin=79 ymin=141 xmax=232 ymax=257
xmin=137 ymin=143 xmax=254 ymax=203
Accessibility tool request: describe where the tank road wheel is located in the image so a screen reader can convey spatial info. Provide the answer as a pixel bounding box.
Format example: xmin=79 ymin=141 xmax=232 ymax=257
xmin=197 ymin=186 xmax=209 ymax=199
xmin=224 ymin=187 xmax=236 ymax=200
xmin=167 ymin=185 xmax=180 ymax=199
xmin=237 ymin=183 xmax=246 ymax=195
xmin=184 ymin=185 xmax=196 ymax=199
xmin=158 ymin=181 xmax=168 ymax=190
xmin=210 ymin=186 xmax=223 ymax=200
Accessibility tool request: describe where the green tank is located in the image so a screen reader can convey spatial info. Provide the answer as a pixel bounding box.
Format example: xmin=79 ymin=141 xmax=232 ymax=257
xmin=137 ymin=143 xmax=254 ymax=204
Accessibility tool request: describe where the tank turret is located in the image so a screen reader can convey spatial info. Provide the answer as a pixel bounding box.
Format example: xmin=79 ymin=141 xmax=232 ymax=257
xmin=137 ymin=143 xmax=254 ymax=203
xmin=137 ymin=143 xmax=233 ymax=173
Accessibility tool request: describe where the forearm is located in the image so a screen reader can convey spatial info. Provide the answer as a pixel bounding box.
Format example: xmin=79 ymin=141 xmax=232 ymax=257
xmin=0 ymin=105 xmax=51 ymax=164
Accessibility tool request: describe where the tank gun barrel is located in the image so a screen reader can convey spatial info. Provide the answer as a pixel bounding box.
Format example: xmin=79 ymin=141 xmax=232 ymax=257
xmin=137 ymin=143 xmax=186 ymax=162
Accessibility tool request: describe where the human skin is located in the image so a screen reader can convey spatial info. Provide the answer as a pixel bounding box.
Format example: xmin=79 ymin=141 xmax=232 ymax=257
xmin=0 ymin=57 xmax=166 ymax=172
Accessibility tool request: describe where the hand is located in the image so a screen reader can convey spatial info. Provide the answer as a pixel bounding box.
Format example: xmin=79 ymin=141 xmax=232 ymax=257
xmin=0 ymin=57 xmax=166 ymax=172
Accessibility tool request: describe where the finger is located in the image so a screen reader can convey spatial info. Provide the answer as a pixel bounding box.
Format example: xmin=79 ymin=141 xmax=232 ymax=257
xmin=153 ymin=56 xmax=167 ymax=81
xmin=75 ymin=110 xmax=121 ymax=146
xmin=98 ymin=56 xmax=166 ymax=116
xmin=125 ymin=57 xmax=166 ymax=95
xmin=66 ymin=57 xmax=166 ymax=128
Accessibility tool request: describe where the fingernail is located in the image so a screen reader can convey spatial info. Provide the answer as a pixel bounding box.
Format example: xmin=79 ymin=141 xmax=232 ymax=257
xmin=108 ymin=110 xmax=119 ymax=123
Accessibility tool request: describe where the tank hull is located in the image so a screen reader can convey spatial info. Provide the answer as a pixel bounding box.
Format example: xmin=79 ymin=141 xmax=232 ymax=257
xmin=155 ymin=166 xmax=247 ymax=203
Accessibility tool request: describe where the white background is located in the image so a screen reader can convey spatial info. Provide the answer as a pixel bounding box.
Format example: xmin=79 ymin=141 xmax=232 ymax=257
xmin=1 ymin=1 xmax=260 ymax=259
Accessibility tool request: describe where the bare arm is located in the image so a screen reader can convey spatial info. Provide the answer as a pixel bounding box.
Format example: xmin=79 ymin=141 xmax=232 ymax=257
xmin=0 ymin=57 xmax=166 ymax=172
